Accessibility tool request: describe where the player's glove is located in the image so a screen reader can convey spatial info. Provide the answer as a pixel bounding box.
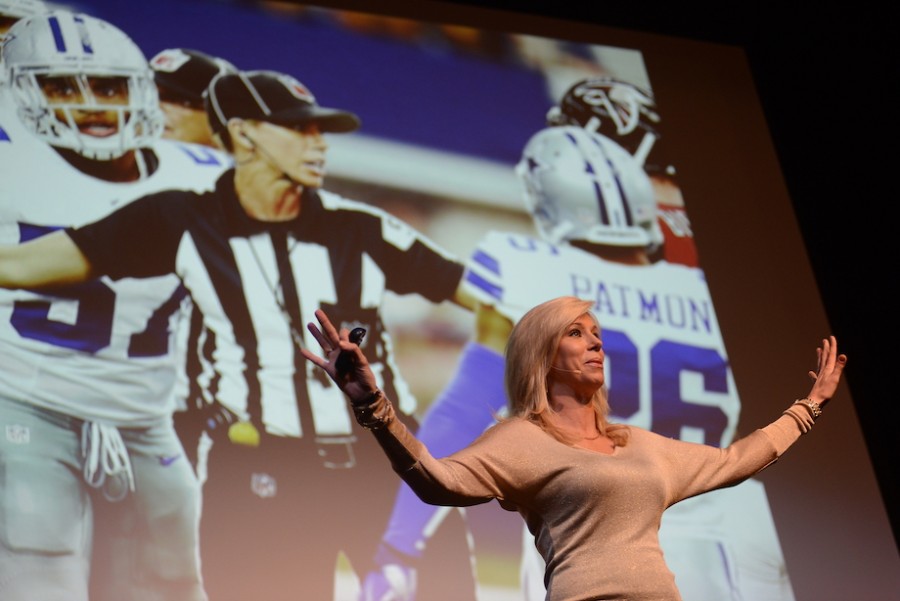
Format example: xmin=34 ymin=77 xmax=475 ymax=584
xmin=358 ymin=543 xmax=418 ymax=601
xmin=198 ymin=401 xmax=260 ymax=447
xmin=199 ymin=400 xmax=236 ymax=436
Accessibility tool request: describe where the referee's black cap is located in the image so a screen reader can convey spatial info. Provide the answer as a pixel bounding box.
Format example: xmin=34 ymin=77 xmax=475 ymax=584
xmin=150 ymin=48 xmax=236 ymax=105
xmin=206 ymin=70 xmax=360 ymax=136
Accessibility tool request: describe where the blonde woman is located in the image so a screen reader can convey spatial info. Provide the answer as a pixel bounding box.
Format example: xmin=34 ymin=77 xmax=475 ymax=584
xmin=302 ymin=296 xmax=847 ymax=601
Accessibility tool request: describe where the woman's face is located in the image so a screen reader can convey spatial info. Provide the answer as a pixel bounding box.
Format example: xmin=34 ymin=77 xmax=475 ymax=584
xmin=245 ymin=120 xmax=329 ymax=189
xmin=550 ymin=313 xmax=605 ymax=391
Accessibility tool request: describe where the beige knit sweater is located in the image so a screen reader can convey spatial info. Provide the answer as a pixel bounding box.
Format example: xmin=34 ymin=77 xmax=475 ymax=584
xmin=357 ymin=396 xmax=813 ymax=601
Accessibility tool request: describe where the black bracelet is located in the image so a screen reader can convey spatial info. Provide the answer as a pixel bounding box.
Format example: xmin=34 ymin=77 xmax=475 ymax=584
xmin=351 ymin=388 xmax=383 ymax=407
xmin=352 ymin=389 xmax=387 ymax=430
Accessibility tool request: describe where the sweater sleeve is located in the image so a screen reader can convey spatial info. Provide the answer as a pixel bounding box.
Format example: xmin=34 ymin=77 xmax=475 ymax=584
xmin=664 ymin=404 xmax=815 ymax=504
xmin=764 ymin=404 xmax=815 ymax=452
xmin=353 ymin=391 xmax=509 ymax=508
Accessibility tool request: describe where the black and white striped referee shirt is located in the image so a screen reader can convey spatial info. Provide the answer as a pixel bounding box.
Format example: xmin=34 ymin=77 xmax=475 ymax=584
xmin=68 ymin=169 xmax=464 ymax=439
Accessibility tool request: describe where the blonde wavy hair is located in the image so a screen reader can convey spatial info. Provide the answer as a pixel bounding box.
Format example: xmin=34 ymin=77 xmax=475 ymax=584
xmin=504 ymin=296 xmax=629 ymax=447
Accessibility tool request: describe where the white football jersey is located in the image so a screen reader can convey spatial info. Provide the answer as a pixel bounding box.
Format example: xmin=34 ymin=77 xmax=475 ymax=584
xmin=464 ymin=230 xmax=740 ymax=446
xmin=0 ymin=104 xmax=230 ymax=426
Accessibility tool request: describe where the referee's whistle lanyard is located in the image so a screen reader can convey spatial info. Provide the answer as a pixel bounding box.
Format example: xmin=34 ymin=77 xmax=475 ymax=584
xmin=227 ymin=230 xmax=346 ymax=457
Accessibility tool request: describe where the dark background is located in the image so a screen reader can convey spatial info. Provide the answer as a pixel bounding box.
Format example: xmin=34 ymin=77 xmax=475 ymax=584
xmin=440 ymin=1 xmax=899 ymax=541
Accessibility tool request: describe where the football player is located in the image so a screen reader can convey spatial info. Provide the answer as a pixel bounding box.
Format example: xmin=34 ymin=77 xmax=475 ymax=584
xmin=0 ymin=11 xmax=229 ymax=601
xmin=547 ymin=76 xmax=699 ymax=267
xmin=361 ymin=126 xmax=792 ymax=601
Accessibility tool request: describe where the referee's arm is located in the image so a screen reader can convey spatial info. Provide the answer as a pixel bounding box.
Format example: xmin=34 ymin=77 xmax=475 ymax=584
xmin=451 ymin=282 xmax=478 ymax=313
xmin=0 ymin=230 xmax=93 ymax=288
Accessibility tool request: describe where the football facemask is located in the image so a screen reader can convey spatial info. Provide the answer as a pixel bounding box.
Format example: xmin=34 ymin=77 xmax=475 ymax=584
xmin=3 ymin=11 xmax=162 ymax=159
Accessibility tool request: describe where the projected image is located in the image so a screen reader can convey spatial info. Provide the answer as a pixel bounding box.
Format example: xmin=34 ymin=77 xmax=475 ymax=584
xmin=0 ymin=1 xmax=795 ymax=600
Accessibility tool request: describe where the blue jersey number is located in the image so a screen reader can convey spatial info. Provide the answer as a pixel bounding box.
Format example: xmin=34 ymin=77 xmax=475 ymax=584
xmin=10 ymin=223 xmax=176 ymax=356
xmin=604 ymin=327 xmax=730 ymax=447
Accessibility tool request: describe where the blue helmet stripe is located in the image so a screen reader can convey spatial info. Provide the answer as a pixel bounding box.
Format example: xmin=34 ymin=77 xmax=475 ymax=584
xmin=581 ymin=130 xmax=612 ymax=225
xmin=595 ymin=133 xmax=635 ymax=227
xmin=611 ymin=157 xmax=634 ymax=226
xmin=48 ymin=16 xmax=65 ymax=52
xmin=73 ymin=14 xmax=94 ymax=55
xmin=593 ymin=179 xmax=610 ymax=224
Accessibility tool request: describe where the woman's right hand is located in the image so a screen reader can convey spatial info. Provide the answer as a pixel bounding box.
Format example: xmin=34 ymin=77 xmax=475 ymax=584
xmin=300 ymin=308 xmax=380 ymax=404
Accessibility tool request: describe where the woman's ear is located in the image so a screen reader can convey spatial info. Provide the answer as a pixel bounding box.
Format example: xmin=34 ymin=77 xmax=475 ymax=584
xmin=228 ymin=118 xmax=254 ymax=149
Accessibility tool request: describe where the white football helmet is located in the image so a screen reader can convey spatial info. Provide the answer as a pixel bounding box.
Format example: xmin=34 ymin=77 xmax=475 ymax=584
xmin=517 ymin=126 xmax=661 ymax=248
xmin=2 ymin=10 xmax=162 ymax=159
xmin=0 ymin=0 xmax=46 ymax=43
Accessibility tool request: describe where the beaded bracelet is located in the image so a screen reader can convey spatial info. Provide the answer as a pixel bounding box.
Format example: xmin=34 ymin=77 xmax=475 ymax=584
xmin=793 ymin=397 xmax=823 ymax=420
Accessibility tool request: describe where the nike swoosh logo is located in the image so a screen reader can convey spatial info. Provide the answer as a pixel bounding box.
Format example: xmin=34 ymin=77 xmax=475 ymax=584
xmin=159 ymin=455 xmax=181 ymax=466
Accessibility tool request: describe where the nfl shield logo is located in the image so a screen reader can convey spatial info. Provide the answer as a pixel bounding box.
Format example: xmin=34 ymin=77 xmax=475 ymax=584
xmin=5 ymin=424 xmax=30 ymax=444
xmin=250 ymin=472 xmax=277 ymax=498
